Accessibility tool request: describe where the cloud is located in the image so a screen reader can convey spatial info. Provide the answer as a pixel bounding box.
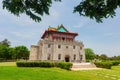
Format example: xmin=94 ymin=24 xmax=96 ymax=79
xmin=10 ymin=31 xmax=37 ymax=39
xmin=104 ymin=32 xmax=120 ymax=38
xmin=73 ymin=18 xmax=89 ymax=28
xmin=12 ymin=15 xmax=37 ymax=26
xmin=50 ymin=9 xmax=59 ymax=20
xmin=41 ymin=8 xmax=60 ymax=25
xmin=0 ymin=34 xmax=5 ymax=39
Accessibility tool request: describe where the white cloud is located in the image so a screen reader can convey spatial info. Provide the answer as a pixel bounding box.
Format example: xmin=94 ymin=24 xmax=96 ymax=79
xmin=0 ymin=34 xmax=5 ymax=39
xmin=41 ymin=8 xmax=60 ymax=25
xmin=13 ymin=15 xmax=37 ymax=26
xmin=10 ymin=31 xmax=37 ymax=39
xmin=73 ymin=18 xmax=89 ymax=28
xmin=50 ymin=9 xmax=59 ymax=20
xmin=104 ymin=32 xmax=120 ymax=38
xmin=105 ymin=33 xmax=114 ymax=36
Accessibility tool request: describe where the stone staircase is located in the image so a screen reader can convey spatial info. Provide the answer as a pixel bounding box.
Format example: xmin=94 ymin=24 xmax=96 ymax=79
xmin=71 ymin=62 xmax=100 ymax=70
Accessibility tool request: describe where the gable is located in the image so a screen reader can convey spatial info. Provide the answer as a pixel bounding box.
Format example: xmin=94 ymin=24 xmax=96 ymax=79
xmin=58 ymin=27 xmax=67 ymax=32
xmin=48 ymin=27 xmax=57 ymax=31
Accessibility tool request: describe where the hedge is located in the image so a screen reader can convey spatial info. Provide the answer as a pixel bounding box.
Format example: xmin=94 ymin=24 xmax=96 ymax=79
xmin=16 ymin=61 xmax=73 ymax=70
xmin=110 ymin=61 xmax=120 ymax=66
xmin=94 ymin=62 xmax=113 ymax=69
xmin=57 ymin=62 xmax=73 ymax=70
xmin=16 ymin=61 xmax=54 ymax=67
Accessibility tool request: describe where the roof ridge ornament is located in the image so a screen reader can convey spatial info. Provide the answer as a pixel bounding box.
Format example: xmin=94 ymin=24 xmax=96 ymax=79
xmin=57 ymin=24 xmax=69 ymax=32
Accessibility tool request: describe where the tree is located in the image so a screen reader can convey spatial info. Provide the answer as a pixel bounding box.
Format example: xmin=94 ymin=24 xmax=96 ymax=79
xmin=74 ymin=0 xmax=120 ymax=23
xmin=8 ymin=47 xmax=15 ymax=60
xmin=110 ymin=55 xmax=120 ymax=60
xmin=0 ymin=45 xmax=12 ymax=60
xmin=85 ymin=48 xmax=96 ymax=61
xmin=0 ymin=39 xmax=10 ymax=47
xmin=0 ymin=39 xmax=29 ymax=61
xmin=99 ymin=54 xmax=108 ymax=60
xmin=2 ymin=0 xmax=120 ymax=23
xmin=14 ymin=46 xmax=29 ymax=60
xmin=0 ymin=45 xmax=6 ymax=59
xmin=2 ymin=0 xmax=61 ymax=22
xmin=0 ymin=45 xmax=29 ymax=61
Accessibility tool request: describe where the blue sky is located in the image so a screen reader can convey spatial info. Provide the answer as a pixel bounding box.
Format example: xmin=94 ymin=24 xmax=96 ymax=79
xmin=0 ymin=0 xmax=120 ymax=57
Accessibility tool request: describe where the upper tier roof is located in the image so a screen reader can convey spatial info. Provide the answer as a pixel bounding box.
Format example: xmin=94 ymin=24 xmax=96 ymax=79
xmin=48 ymin=24 xmax=69 ymax=32
xmin=41 ymin=25 xmax=78 ymax=39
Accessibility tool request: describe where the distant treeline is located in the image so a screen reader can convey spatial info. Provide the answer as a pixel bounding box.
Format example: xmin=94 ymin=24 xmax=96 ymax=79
xmin=85 ymin=48 xmax=120 ymax=62
xmin=0 ymin=39 xmax=29 ymax=61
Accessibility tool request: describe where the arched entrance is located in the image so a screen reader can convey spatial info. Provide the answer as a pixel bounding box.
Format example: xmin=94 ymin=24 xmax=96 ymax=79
xmin=65 ymin=55 xmax=70 ymax=62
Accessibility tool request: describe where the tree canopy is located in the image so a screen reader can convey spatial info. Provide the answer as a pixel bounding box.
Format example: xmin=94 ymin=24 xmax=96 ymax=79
xmin=0 ymin=39 xmax=10 ymax=47
xmin=0 ymin=39 xmax=29 ymax=61
xmin=99 ymin=54 xmax=108 ymax=60
xmin=14 ymin=46 xmax=29 ymax=60
xmin=2 ymin=0 xmax=61 ymax=22
xmin=74 ymin=0 xmax=120 ymax=23
xmin=85 ymin=48 xmax=96 ymax=60
xmin=0 ymin=45 xmax=29 ymax=61
xmin=2 ymin=0 xmax=120 ymax=23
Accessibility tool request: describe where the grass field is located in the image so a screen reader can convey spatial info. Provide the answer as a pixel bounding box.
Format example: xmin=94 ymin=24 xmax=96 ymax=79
xmin=0 ymin=62 xmax=16 ymax=66
xmin=0 ymin=62 xmax=120 ymax=80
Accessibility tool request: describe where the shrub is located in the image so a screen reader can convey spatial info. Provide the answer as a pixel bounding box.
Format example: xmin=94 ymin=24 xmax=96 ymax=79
xmin=57 ymin=62 xmax=73 ymax=70
xmin=111 ymin=61 xmax=120 ymax=66
xmin=94 ymin=62 xmax=113 ymax=69
xmin=16 ymin=61 xmax=73 ymax=70
xmin=16 ymin=62 xmax=25 ymax=67
xmin=16 ymin=61 xmax=54 ymax=67
xmin=38 ymin=62 xmax=54 ymax=67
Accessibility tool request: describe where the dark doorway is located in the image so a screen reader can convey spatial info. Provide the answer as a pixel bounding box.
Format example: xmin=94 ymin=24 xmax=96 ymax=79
xmin=62 ymin=37 xmax=65 ymax=41
xmin=65 ymin=55 xmax=70 ymax=62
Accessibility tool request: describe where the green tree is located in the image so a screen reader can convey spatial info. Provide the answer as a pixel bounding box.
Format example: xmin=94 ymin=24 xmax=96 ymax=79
xmin=2 ymin=0 xmax=120 ymax=23
xmin=14 ymin=46 xmax=29 ymax=60
xmin=0 ymin=45 xmax=12 ymax=61
xmin=0 ymin=39 xmax=10 ymax=47
xmin=0 ymin=39 xmax=29 ymax=61
xmin=0 ymin=45 xmax=6 ymax=59
xmin=2 ymin=0 xmax=61 ymax=22
xmin=99 ymin=54 xmax=108 ymax=60
xmin=85 ymin=48 xmax=96 ymax=61
xmin=109 ymin=55 xmax=120 ymax=60
xmin=8 ymin=47 xmax=15 ymax=60
xmin=74 ymin=0 xmax=120 ymax=23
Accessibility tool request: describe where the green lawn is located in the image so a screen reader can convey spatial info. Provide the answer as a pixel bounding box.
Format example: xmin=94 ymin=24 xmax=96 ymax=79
xmin=0 ymin=62 xmax=16 ymax=66
xmin=0 ymin=62 xmax=120 ymax=80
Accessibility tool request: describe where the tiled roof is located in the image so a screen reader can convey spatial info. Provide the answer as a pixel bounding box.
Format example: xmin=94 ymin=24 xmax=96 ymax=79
xmin=48 ymin=25 xmax=69 ymax=32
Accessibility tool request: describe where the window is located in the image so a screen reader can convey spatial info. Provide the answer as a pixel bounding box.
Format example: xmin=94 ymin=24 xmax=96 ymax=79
xmin=58 ymin=45 xmax=61 ymax=48
xmin=47 ymin=54 xmax=51 ymax=60
xmin=62 ymin=37 xmax=65 ymax=41
xmin=80 ymin=46 xmax=82 ymax=50
xmin=48 ymin=44 xmax=51 ymax=48
xmin=58 ymin=54 xmax=61 ymax=60
xmin=73 ymin=54 xmax=76 ymax=60
xmin=66 ymin=46 xmax=68 ymax=49
xmin=80 ymin=55 xmax=83 ymax=60
xmin=73 ymin=46 xmax=75 ymax=49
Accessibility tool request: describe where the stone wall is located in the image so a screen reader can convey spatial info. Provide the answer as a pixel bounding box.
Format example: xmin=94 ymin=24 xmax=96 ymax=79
xmin=29 ymin=40 xmax=85 ymax=62
xmin=29 ymin=45 xmax=39 ymax=60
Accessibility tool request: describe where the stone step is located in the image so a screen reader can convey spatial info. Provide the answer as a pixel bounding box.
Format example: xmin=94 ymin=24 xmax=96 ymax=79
xmin=72 ymin=63 xmax=97 ymax=68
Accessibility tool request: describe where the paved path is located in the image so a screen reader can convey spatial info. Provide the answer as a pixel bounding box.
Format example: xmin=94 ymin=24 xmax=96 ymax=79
xmin=71 ymin=62 xmax=102 ymax=70
xmin=71 ymin=67 xmax=102 ymax=70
